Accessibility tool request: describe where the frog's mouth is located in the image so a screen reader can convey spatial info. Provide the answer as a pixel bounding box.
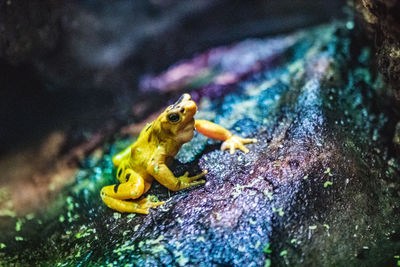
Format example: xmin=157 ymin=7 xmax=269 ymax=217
xmin=180 ymin=117 xmax=195 ymax=131
xmin=179 ymin=98 xmax=197 ymax=128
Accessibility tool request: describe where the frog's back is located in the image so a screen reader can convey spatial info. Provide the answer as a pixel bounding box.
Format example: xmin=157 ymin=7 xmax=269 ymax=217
xmin=132 ymin=125 xmax=158 ymax=165
xmin=112 ymin=122 xmax=153 ymax=166
xmin=113 ymin=143 xmax=151 ymax=183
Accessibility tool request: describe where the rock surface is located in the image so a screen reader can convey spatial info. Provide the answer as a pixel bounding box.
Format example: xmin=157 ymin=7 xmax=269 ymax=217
xmin=353 ymin=0 xmax=400 ymax=106
xmin=0 ymin=23 xmax=399 ymax=266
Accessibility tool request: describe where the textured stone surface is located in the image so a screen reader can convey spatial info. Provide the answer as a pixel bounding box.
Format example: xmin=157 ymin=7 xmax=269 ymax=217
xmin=0 ymin=23 xmax=399 ymax=266
xmin=353 ymin=0 xmax=400 ymax=102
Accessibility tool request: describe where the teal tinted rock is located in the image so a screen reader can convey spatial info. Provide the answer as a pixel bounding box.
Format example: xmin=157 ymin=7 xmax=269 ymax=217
xmin=1 ymin=23 xmax=399 ymax=266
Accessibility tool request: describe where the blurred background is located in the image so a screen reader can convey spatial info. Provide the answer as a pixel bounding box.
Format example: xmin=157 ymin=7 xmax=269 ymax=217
xmin=0 ymin=0 xmax=350 ymax=214
xmin=0 ymin=0 xmax=345 ymax=156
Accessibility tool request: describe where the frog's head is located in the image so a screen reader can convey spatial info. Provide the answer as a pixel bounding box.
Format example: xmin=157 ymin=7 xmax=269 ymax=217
xmin=155 ymin=93 xmax=197 ymax=143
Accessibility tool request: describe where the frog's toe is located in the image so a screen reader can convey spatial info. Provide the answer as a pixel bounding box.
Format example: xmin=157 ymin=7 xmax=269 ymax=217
xmin=136 ymin=208 xmax=150 ymax=215
xmin=221 ymin=141 xmax=229 ymax=152
xmin=221 ymin=142 xmax=235 ymax=154
xmin=189 ymin=179 xmax=206 ymax=186
xmin=149 ymin=201 xmax=165 ymax=208
xmin=240 ymin=147 xmax=250 ymax=153
xmin=138 ymin=198 xmax=165 ymax=209
xmin=187 ymin=170 xmax=207 ymax=182
xmin=238 ymin=143 xmax=249 ymax=153
xmin=242 ymin=138 xmax=258 ymax=144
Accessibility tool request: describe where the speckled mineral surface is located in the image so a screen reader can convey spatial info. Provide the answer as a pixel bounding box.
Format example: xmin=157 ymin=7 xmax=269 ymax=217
xmin=0 ymin=22 xmax=399 ymax=266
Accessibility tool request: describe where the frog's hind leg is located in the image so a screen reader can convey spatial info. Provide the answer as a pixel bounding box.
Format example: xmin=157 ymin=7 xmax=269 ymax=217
xmin=115 ymin=161 xmax=129 ymax=184
xmin=100 ymin=169 xmax=164 ymax=214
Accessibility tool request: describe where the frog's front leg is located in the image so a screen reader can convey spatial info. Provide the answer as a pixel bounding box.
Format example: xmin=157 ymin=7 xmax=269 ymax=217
xmin=147 ymin=161 xmax=207 ymax=191
xmin=100 ymin=169 xmax=164 ymax=214
xmin=195 ymin=119 xmax=257 ymax=154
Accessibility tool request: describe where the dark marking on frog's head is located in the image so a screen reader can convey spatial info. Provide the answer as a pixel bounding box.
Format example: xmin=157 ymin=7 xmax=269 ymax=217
xmin=173 ymin=94 xmax=185 ymax=107
xmin=125 ymin=173 xmax=131 ymax=182
xmin=145 ymin=123 xmax=152 ymax=132
xmin=114 ymin=184 xmax=120 ymax=193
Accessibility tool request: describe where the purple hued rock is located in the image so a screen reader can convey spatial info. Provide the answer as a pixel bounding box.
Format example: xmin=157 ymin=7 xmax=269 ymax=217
xmin=1 ymin=23 xmax=399 ymax=267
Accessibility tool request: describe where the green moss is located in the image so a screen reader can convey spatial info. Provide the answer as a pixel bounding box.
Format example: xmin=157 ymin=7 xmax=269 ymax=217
xmin=272 ymin=207 xmax=284 ymax=217
xmin=0 ymin=209 xmax=16 ymax=217
xmin=151 ymin=244 xmax=167 ymax=254
xmin=25 ymin=213 xmax=35 ymax=220
xmin=113 ymin=241 xmax=135 ymax=254
xmin=15 ymin=219 xmax=23 ymax=232
xmin=147 ymin=195 xmax=160 ymax=202
xmin=263 ymin=190 xmax=273 ymax=200
xmin=145 ymin=235 xmax=164 ymax=245
xmin=263 ymin=243 xmax=272 ymax=254
xmin=175 ymin=251 xmax=189 ymax=266
xmin=113 ymin=213 xmax=121 ymax=220
xmin=127 ymin=214 xmax=135 ymax=219
xmin=196 ymin=236 xmax=205 ymax=242
xmin=323 ymin=167 xmax=332 ymax=175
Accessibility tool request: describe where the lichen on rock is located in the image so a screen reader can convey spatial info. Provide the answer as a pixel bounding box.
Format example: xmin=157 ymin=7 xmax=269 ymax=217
xmin=0 ymin=22 xmax=399 ymax=266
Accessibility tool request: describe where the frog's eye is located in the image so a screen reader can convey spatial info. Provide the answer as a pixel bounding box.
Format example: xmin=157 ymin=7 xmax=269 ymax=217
xmin=167 ymin=113 xmax=181 ymax=123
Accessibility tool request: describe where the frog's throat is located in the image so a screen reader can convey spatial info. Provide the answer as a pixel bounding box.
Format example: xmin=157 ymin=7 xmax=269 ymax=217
xmin=179 ymin=117 xmax=195 ymax=131
xmin=152 ymin=132 xmax=186 ymax=156
xmin=149 ymin=124 xmax=193 ymax=150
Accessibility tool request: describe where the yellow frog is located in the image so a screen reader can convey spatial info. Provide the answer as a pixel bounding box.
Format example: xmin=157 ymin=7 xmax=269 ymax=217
xmin=100 ymin=93 xmax=257 ymax=214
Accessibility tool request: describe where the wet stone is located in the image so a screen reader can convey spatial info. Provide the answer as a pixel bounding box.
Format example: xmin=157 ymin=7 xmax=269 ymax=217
xmin=0 ymin=23 xmax=399 ymax=266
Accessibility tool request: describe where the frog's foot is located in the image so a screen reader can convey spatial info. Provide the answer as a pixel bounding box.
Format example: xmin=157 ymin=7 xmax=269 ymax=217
xmin=103 ymin=198 xmax=165 ymax=215
xmin=101 ymin=170 xmax=162 ymax=214
xmin=136 ymin=197 xmax=165 ymax=209
xmin=178 ymin=170 xmax=208 ymax=183
xmin=100 ymin=197 xmax=153 ymax=214
xmin=221 ymin=135 xmax=258 ymax=154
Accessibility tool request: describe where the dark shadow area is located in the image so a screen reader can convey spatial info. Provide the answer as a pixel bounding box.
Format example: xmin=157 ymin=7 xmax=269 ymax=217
xmin=0 ymin=0 xmax=345 ymax=157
